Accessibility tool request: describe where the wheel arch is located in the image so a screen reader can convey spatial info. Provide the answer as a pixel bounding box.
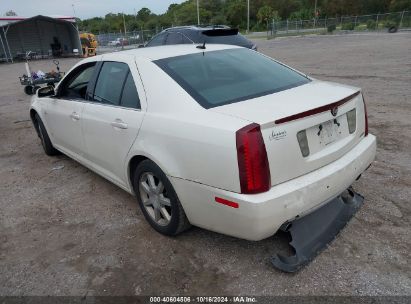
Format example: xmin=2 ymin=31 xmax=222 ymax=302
xmin=30 ymin=108 xmax=40 ymax=136
xmin=127 ymin=153 xmax=176 ymax=195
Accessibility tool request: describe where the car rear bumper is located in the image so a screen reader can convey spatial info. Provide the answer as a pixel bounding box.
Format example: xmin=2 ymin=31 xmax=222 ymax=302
xmin=170 ymin=134 xmax=376 ymax=241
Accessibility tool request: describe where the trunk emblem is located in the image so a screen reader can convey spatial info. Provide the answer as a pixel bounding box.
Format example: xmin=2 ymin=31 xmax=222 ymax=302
xmin=331 ymin=106 xmax=338 ymax=117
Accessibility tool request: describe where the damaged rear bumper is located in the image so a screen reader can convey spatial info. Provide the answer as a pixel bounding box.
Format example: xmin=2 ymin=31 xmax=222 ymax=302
xmin=271 ymin=187 xmax=364 ymax=272
xmin=171 ymin=134 xmax=376 ymax=241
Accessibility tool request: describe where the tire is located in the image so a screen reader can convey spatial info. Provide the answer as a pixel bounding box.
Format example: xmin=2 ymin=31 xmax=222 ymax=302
xmin=34 ymin=113 xmax=59 ymax=156
xmin=33 ymin=86 xmax=41 ymax=93
xmin=24 ymin=85 xmax=34 ymax=95
xmin=133 ymin=160 xmax=191 ymax=236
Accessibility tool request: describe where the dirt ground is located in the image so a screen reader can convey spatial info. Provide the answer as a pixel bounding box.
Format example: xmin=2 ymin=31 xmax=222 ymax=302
xmin=0 ymin=32 xmax=410 ymax=296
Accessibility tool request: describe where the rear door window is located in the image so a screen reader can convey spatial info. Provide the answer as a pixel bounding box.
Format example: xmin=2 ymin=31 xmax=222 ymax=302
xmin=93 ymin=62 xmax=128 ymax=106
xmin=120 ymin=72 xmax=141 ymax=109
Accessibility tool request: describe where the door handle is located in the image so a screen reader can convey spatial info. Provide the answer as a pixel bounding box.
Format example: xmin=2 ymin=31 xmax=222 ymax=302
xmin=111 ymin=119 xmax=128 ymax=129
xmin=70 ymin=112 xmax=80 ymax=121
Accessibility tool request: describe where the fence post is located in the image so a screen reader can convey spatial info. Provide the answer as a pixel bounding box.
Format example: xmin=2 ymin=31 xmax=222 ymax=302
xmin=325 ymin=17 xmax=327 ymax=28
xmin=286 ymin=19 xmax=289 ymax=33
xmin=376 ymin=13 xmax=379 ymax=30
xmin=400 ymin=10 xmax=405 ymax=29
xmin=340 ymin=16 xmax=343 ymax=28
xmin=354 ymin=15 xmax=358 ymax=28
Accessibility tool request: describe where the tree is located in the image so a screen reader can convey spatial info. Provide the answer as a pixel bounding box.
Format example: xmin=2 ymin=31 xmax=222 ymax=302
xmin=389 ymin=0 xmax=411 ymax=11
xmin=257 ymin=6 xmax=279 ymax=29
xmin=137 ymin=8 xmax=151 ymax=23
xmin=5 ymin=10 xmax=17 ymax=16
xmin=226 ymin=0 xmax=247 ymax=28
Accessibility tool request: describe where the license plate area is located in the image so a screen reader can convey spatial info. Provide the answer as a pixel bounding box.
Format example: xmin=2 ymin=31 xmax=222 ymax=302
xmin=305 ymin=114 xmax=348 ymax=153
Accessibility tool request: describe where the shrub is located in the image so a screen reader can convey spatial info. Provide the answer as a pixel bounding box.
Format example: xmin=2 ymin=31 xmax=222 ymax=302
xmin=327 ymin=24 xmax=336 ymax=32
xmin=367 ymin=19 xmax=376 ymax=30
xmin=341 ymin=23 xmax=355 ymax=30
xmin=384 ymin=20 xmax=398 ymax=29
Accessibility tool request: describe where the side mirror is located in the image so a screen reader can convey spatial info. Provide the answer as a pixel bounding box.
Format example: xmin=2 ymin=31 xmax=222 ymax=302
xmin=38 ymin=86 xmax=55 ymax=98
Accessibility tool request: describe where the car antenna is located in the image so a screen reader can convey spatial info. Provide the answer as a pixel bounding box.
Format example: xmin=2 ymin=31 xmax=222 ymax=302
xmin=196 ymin=41 xmax=206 ymax=50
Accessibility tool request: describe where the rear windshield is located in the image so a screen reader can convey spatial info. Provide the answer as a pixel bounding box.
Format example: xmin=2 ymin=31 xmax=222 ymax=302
xmin=155 ymin=48 xmax=310 ymax=109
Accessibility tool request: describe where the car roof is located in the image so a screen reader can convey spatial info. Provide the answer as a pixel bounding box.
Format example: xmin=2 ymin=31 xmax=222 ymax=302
xmin=164 ymin=25 xmax=231 ymax=32
xmin=95 ymin=44 xmax=241 ymax=61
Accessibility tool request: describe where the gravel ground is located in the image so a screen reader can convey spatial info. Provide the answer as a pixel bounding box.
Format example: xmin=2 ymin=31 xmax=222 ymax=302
xmin=0 ymin=32 xmax=410 ymax=296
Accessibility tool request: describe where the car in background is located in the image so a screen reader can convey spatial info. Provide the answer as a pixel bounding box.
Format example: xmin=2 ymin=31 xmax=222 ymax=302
xmin=108 ymin=38 xmax=129 ymax=47
xmin=145 ymin=25 xmax=257 ymax=50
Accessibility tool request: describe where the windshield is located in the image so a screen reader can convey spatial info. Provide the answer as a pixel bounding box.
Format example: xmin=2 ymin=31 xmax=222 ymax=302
xmin=155 ymin=48 xmax=310 ymax=109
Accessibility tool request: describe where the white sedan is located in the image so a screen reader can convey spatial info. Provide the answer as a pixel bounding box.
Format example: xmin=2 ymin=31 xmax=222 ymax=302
xmin=30 ymin=44 xmax=376 ymax=242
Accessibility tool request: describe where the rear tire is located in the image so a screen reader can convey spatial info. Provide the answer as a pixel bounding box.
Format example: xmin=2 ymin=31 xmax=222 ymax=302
xmin=133 ymin=160 xmax=191 ymax=236
xmin=34 ymin=113 xmax=59 ymax=156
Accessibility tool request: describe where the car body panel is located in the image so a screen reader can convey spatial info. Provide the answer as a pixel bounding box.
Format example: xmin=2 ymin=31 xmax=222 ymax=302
xmin=171 ymin=134 xmax=376 ymax=241
xmin=30 ymin=44 xmax=376 ymax=241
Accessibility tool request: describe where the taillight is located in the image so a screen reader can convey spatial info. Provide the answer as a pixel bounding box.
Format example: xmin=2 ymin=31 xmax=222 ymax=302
xmin=236 ymin=123 xmax=271 ymax=194
xmin=362 ymin=94 xmax=369 ymax=136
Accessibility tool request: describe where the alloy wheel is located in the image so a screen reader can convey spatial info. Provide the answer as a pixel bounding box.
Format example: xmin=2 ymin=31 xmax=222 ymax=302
xmin=139 ymin=172 xmax=172 ymax=226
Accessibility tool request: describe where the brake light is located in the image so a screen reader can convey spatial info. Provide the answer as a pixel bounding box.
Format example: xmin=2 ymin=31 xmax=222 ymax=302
xmin=236 ymin=123 xmax=271 ymax=194
xmin=362 ymin=94 xmax=369 ymax=136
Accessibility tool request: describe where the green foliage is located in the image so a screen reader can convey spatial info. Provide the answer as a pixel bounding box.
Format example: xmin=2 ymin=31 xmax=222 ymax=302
xmin=384 ymin=19 xmax=399 ymax=28
xmin=341 ymin=22 xmax=355 ymax=30
xmin=77 ymin=0 xmax=407 ymax=34
xmin=327 ymin=24 xmax=336 ymax=32
xmin=366 ymin=19 xmax=377 ymax=29
xmin=289 ymin=8 xmax=313 ymax=20
xmin=389 ymin=0 xmax=411 ymax=11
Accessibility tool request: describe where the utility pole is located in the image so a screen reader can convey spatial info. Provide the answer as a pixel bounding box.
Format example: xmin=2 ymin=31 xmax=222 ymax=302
xmin=247 ymin=0 xmax=250 ymax=34
xmin=314 ymin=0 xmax=318 ymax=28
xmin=72 ymin=4 xmax=78 ymax=30
xmin=122 ymin=13 xmax=127 ymax=50
xmin=123 ymin=13 xmax=127 ymax=36
xmin=197 ymin=0 xmax=200 ymax=25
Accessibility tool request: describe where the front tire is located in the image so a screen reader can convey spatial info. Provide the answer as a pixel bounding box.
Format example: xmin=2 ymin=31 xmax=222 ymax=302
xmin=34 ymin=113 xmax=59 ymax=156
xmin=133 ymin=160 xmax=191 ymax=236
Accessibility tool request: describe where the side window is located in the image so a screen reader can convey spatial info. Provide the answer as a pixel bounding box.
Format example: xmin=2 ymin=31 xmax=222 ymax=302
xmin=146 ymin=33 xmax=167 ymax=47
xmin=120 ymin=72 xmax=141 ymax=109
xmin=60 ymin=63 xmax=96 ymax=99
xmin=165 ymin=32 xmax=183 ymax=44
xmin=93 ymin=62 xmax=128 ymax=106
xmin=182 ymin=34 xmax=193 ymax=44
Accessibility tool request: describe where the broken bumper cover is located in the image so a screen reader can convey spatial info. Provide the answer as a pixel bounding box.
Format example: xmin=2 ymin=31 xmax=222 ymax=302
xmin=271 ymin=187 xmax=364 ymax=272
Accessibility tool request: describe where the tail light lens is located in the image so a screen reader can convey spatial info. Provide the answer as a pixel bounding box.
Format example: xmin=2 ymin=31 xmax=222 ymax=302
xmin=236 ymin=123 xmax=271 ymax=194
xmin=362 ymin=94 xmax=369 ymax=136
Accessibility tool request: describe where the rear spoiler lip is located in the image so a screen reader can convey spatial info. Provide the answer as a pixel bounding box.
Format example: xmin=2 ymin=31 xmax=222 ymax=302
xmin=275 ymin=91 xmax=361 ymax=125
xmin=202 ymin=28 xmax=239 ymax=36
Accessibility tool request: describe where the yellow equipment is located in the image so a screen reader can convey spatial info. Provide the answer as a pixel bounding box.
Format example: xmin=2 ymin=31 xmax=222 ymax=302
xmin=80 ymin=33 xmax=98 ymax=57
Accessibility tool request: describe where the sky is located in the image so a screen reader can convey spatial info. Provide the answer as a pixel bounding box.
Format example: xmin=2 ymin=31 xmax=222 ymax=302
xmin=0 ymin=0 xmax=186 ymax=19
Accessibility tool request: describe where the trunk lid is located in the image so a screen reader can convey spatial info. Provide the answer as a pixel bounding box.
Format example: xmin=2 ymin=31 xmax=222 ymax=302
xmin=211 ymin=80 xmax=366 ymax=186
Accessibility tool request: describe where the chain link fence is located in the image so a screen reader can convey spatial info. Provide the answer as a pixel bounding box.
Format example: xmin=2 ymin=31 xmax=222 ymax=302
xmin=268 ymin=10 xmax=411 ymax=37
xmin=96 ymin=29 xmax=159 ymax=52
